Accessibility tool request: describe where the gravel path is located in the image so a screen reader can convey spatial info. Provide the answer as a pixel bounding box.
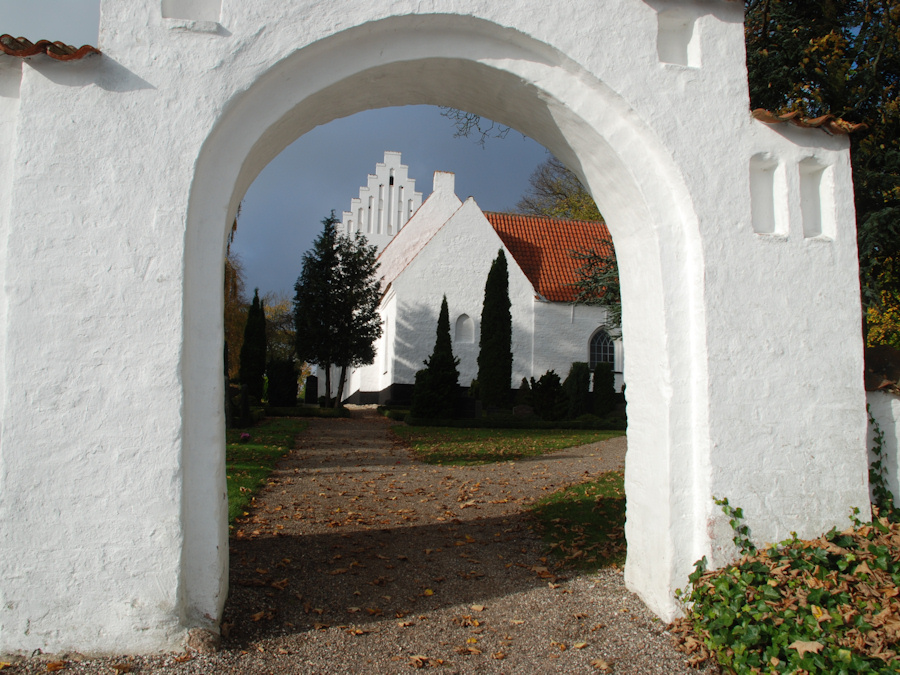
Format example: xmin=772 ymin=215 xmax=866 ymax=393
xmin=4 ymin=409 xmax=717 ymax=674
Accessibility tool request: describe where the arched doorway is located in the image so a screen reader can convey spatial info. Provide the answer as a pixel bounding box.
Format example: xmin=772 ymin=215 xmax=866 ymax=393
xmin=183 ymin=13 xmax=710 ymax=626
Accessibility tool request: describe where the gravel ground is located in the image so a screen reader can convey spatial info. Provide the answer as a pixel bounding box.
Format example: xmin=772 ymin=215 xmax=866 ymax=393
xmin=3 ymin=408 xmax=718 ymax=674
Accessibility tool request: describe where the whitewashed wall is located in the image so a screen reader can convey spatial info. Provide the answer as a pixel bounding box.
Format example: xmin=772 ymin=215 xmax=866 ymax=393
xmin=0 ymin=0 xmax=869 ymax=653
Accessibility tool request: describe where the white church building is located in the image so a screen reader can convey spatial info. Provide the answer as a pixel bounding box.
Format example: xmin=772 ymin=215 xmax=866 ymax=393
xmin=331 ymin=152 xmax=622 ymax=406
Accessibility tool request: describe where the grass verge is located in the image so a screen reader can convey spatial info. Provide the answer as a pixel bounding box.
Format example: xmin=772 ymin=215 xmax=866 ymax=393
xmin=226 ymin=417 xmax=307 ymax=523
xmin=392 ymin=426 xmax=624 ymax=465
xmin=529 ymin=472 xmax=626 ymax=572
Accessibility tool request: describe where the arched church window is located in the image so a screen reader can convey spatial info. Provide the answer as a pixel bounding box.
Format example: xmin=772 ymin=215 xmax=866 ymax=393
xmin=455 ymin=314 xmax=474 ymax=343
xmin=589 ymin=330 xmax=615 ymax=369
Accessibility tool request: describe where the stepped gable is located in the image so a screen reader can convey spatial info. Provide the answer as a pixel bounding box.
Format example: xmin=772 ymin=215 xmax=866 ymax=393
xmin=485 ymin=212 xmax=612 ymax=303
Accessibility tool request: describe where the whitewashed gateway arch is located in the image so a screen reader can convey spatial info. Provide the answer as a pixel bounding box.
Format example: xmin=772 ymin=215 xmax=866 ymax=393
xmin=0 ymin=0 xmax=870 ymax=653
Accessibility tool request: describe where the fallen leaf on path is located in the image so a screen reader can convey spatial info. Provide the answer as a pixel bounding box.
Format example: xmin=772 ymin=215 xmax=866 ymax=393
xmin=46 ymin=663 xmax=67 ymax=672
xmin=172 ymin=654 xmax=194 ymax=663
xmin=574 ymin=642 xmax=588 ymax=649
xmin=111 ymin=664 xmax=133 ymax=673
xmin=591 ymin=658 xmax=612 ymax=671
xmin=492 ymin=652 xmax=506 ymax=659
xmin=471 ymin=604 xmax=486 ymax=612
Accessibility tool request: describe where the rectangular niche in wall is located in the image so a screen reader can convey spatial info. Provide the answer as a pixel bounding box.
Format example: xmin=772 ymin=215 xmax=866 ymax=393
xmin=749 ymin=153 xmax=783 ymax=235
xmin=799 ymin=158 xmax=834 ymax=239
xmin=657 ymin=10 xmax=700 ymax=67
xmin=161 ymin=0 xmax=221 ymax=22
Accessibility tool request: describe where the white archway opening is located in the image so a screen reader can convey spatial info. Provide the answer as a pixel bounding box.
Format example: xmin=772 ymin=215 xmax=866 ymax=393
xmin=183 ymin=14 xmax=710 ymax=625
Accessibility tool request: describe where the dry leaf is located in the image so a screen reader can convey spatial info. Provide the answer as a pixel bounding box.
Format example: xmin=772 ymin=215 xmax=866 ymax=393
xmin=789 ymin=640 xmax=824 ymax=657
xmin=591 ymin=657 xmax=612 ymax=671
xmin=46 ymin=663 xmax=67 ymax=673
xmin=492 ymin=652 xmax=506 ymax=659
xmin=0 ymin=664 xmax=12 ymax=672
xmin=409 ymin=655 xmax=428 ymax=669
xmin=574 ymin=641 xmax=588 ymax=649
xmin=172 ymin=654 xmax=194 ymax=663
xmin=111 ymin=664 xmax=133 ymax=674
xmin=423 ymin=588 xmax=434 ymax=596
xmin=471 ymin=604 xmax=486 ymax=612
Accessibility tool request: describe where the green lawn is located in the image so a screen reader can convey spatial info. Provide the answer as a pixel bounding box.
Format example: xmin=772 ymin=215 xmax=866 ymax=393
xmin=226 ymin=417 xmax=307 ymax=522
xmin=392 ymin=426 xmax=624 ymax=465
xmin=529 ymin=472 xmax=626 ymax=571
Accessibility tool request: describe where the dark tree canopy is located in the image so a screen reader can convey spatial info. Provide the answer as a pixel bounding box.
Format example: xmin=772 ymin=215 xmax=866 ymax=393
xmin=478 ymin=250 xmax=513 ymax=409
xmin=293 ymin=212 xmax=383 ymax=406
xmin=239 ymin=288 xmax=267 ymax=400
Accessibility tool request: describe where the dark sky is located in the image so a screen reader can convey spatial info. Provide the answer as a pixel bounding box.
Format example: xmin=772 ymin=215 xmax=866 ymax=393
xmin=3 ymin=1 xmax=551 ymax=297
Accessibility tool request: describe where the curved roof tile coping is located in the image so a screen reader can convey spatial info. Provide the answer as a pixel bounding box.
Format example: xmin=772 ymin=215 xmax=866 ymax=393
xmin=752 ymin=108 xmax=867 ymax=135
xmin=0 ymin=35 xmax=100 ymax=60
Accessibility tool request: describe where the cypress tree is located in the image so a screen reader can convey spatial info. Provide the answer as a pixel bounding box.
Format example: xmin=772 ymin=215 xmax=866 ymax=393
xmin=239 ymin=288 xmax=267 ymax=400
xmin=412 ymin=296 xmax=460 ymax=419
xmin=477 ymin=250 xmax=512 ymax=410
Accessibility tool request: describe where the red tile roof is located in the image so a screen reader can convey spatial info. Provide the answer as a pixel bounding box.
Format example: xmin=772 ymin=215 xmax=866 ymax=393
xmin=485 ymin=212 xmax=613 ymax=303
xmin=0 ymin=35 xmax=100 ymax=61
xmin=752 ymin=108 xmax=867 ymax=135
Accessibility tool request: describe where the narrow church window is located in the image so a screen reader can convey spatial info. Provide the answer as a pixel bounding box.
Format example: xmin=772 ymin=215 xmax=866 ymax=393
xmin=589 ymin=330 xmax=615 ymax=369
xmin=456 ymin=314 xmax=475 ymax=343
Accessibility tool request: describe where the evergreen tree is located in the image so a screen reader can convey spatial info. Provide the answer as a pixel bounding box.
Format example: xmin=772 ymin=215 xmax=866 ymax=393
xmin=478 ymin=250 xmax=513 ymax=409
xmin=294 ymin=212 xmax=383 ymax=407
xmin=411 ymin=296 xmax=460 ymax=419
xmin=239 ymin=288 xmax=267 ymax=400
xmin=562 ymin=362 xmax=592 ymax=419
xmin=592 ymin=362 xmax=617 ymax=417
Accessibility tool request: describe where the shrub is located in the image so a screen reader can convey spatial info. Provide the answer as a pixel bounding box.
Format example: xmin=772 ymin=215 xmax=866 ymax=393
xmin=593 ymin=362 xmax=617 ymax=417
xmin=563 ymin=362 xmax=592 ymax=419
xmin=530 ymin=370 xmax=568 ymax=421
xmin=266 ymin=359 xmax=297 ymax=407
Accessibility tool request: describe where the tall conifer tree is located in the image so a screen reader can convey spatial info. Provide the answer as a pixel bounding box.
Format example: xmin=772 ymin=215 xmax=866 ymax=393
xmin=239 ymin=288 xmax=267 ymax=400
xmin=412 ymin=296 xmax=460 ymax=418
xmin=478 ymin=250 xmax=512 ymax=409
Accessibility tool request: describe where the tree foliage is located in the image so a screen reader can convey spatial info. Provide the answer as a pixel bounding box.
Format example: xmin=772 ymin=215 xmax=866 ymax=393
xmin=478 ymin=250 xmax=513 ymax=409
xmin=571 ymin=237 xmax=621 ymax=330
xmin=516 ymin=156 xmax=603 ymax=222
xmin=239 ymin=288 xmax=267 ymax=400
xmin=293 ymin=212 xmax=383 ymax=407
xmin=224 ymin=252 xmax=247 ymax=380
xmin=411 ymin=296 xmax=461 ymax=419
xmin=745 ymin=0 xmax=900 ymax=339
